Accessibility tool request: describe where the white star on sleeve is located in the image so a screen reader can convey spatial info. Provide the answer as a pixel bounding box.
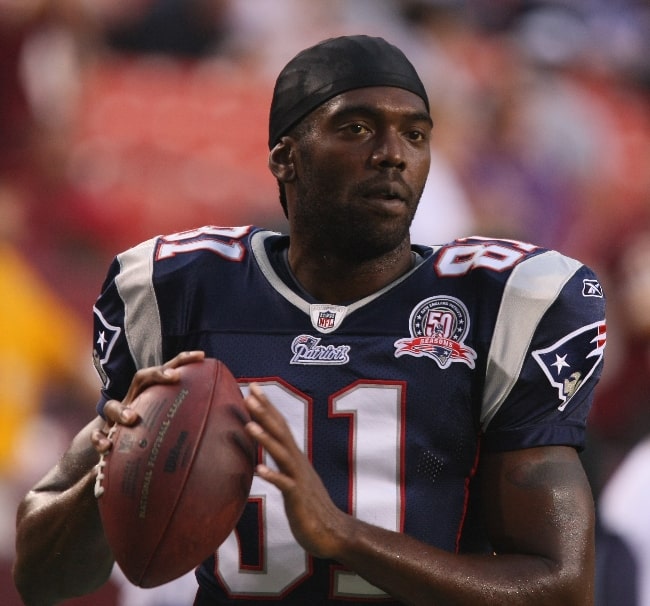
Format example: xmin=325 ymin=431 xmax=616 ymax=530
xmin=551 ymin=353 xmax=570 ymax=374
xmin=96 ymin=331 xmax=107 ymax=351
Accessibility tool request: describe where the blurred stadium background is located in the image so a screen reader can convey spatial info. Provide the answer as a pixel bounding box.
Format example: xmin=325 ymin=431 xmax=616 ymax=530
xmin=2 ymin=1 xmax=649 ymax=604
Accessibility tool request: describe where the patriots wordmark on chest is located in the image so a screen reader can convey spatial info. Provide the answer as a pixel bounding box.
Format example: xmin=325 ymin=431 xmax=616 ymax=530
xmin=290 ymin=335 xmax=351 ymax=365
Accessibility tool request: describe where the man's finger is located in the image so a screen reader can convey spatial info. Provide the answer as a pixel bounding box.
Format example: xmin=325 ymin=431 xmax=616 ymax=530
xmin=245 ymin=384 xmax=295 ymax=440
xmin=102 ymin=399 xmax=139 ymax=425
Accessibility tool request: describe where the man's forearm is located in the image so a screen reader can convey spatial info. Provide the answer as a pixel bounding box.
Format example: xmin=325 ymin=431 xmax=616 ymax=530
xmin=334 ymin=517 xmax=592 ymax=606
xmin=13 ymin=419 xmax=115 ymax=606
xmin=14 ymin=470 xmax=114 ymax=606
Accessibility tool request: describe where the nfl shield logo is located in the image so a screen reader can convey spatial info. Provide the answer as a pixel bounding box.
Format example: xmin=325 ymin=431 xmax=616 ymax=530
xmin=309 ymin=303 xmax=347 ymax=333
xmin=317 ymin=310 xmax=336 ymax=330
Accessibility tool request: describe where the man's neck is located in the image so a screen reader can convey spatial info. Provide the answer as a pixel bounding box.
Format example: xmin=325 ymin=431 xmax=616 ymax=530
xmin=286 ymin=239 xmax=414 ymax=305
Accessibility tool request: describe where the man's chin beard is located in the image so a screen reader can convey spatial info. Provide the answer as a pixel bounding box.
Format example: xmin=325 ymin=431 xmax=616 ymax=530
xmin=317 ymin=219 xmax=411 ymax=263
xmin=292 ymin=185 xmax=419 ymax=261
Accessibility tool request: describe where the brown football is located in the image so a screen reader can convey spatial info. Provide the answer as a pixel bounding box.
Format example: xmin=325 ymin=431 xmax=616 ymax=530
xmin=95 ymin=358 xmax=255 ymax=587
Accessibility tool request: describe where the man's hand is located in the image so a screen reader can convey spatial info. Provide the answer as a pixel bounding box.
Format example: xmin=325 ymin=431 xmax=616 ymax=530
xmin=244 ymin=383 xmax=352 ymax=560
xmin=91 ymin=350 xmax=206 ymax=453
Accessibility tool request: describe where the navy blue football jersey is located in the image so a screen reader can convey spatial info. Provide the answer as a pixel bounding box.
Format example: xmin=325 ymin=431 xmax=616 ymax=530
xmin=92 ymin=226 xmax=606 ymax=604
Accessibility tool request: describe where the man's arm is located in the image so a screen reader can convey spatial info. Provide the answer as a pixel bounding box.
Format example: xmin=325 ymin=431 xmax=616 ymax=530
xmin=13 ymin=351 xmax=205 ymax=606
xmin=13 ymin=418 xmax=115 ymax=606
xmin=244 ymin=383 xmax=595 ymax=606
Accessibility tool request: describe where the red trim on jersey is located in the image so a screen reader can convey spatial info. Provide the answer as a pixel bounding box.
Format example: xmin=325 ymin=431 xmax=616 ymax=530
xmin=455 ymin=433 xmax=482 ymax=553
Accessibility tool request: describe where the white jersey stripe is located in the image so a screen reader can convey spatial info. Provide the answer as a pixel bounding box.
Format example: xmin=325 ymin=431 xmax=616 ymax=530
xmin=481 ymin=250 xmax=582 ymax=429
xmin=115 ymin=237 xmax=164 ymax=370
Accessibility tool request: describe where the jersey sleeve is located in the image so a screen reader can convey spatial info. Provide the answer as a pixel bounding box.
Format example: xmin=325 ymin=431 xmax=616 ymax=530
xmin=92 ymin=236 xmax=162 ymax=415
xmin=480 ymin=252 xmax=606 ymax=452
xmin=90 ymin=225 xmax=259 ymax=416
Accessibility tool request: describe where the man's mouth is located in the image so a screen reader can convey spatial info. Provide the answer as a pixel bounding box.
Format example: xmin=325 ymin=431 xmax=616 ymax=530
xmin=363 ymin=185 xmax=408 ymax=203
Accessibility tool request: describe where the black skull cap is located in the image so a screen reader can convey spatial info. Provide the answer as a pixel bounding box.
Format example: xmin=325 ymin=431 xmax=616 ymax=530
xmin=268 ymin=35 xmax=429 ymax=148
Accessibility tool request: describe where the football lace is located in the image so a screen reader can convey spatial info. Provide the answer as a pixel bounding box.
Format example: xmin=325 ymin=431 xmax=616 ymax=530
xmin=94 ymin=424 xmax=118 ymax=498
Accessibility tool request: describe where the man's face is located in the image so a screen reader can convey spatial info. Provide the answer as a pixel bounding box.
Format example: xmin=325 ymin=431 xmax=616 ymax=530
xmin=287 ymin=86 xmax=432 ymax=260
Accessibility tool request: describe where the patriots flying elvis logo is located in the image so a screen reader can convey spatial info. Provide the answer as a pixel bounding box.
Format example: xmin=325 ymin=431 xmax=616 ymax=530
xmin=532 ymin=320 xmax=606 ymax=411
xmin=92 ymin=306 xmax=122 ymax=388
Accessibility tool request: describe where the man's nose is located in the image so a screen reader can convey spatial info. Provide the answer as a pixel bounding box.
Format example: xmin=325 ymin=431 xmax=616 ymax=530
xmin=370 ymin=129 xmax=406 ymax=171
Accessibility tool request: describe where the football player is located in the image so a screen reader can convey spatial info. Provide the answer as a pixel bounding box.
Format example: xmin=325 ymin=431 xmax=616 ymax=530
xmin=14 ymin=36 xmax=605 ymax=605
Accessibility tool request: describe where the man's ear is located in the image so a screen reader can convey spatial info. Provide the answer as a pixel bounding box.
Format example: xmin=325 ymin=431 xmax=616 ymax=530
xmin=268 ymin=137 xmax=296 ymax=183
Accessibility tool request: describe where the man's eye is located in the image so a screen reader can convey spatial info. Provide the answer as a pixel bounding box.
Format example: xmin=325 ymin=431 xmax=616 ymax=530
xmin=407 ymin=130 xmax=426 ymax=141
xmin=347 ymin=124 xmax=369 ymax=134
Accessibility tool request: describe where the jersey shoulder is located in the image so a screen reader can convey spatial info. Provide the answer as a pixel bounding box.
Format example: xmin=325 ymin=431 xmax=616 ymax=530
xmin=108 ymin=225 xmax=273 ymax=290
xmin=430 ymin=235 xmax=604 ymax=310
xmin=93 ymin=226 xmax=271 ymax=392
xmin=436 ymin=238 xmax=607 ymax=451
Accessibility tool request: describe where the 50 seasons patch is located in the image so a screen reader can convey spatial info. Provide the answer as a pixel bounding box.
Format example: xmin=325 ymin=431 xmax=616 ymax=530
xmin=394 ymin=296 xmax=477 ymax=369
